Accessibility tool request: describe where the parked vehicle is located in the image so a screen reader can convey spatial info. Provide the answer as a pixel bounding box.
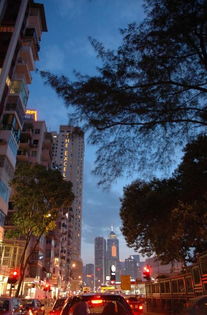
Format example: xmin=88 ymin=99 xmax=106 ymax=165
xmin=20 ymin=299 xmax=44 ymax=315
xmin=0 ymin=297 xmax=22 ymax=315
xmin=61 ymin=293 xmax=133 ymax=314
xmin=125 ymin=296 xmax=144 ymax=314
xmin=184 ymin=295 xmax=207 ymax=315
xmin=49 ymin=298 xmax=67 ymax=315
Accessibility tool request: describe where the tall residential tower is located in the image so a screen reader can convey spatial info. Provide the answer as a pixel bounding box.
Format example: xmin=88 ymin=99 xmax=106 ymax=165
xmin=52 ymin=125 xmax=84 ymax=289
xmin=0 ymin=0 xmax=47 ymax=240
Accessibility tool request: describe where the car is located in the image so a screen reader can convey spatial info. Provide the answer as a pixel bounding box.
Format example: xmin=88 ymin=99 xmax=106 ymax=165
xmin=61 ymin=293 xmax=133 ymax=315
xmin=49 ymin=298 xmax=67 ymax=315
xmin=125 ymin=296 xmax=144 ymax=314
xmin=184 ymin=295 xmax=207 ymax=315
xmin=20 ymin=299 xmax=44 ymax=315
xmin=0 ymin=297 xmax=22 ymax=315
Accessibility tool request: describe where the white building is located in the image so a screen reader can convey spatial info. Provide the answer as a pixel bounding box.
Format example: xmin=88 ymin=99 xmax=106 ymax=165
xmin=52 ymin=125 xmax=84 ymax=289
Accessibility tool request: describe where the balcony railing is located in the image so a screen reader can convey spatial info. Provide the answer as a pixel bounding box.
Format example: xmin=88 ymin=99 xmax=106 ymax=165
xmin=1 ymin=124 xmax=21 ymax=144
xmin=5 ymin=101 xmax=25 ymax=126
xmin=24 ymin=28 xmax=40 ymax=52
xmin=9 ymin=80 xmax=29 ymax=108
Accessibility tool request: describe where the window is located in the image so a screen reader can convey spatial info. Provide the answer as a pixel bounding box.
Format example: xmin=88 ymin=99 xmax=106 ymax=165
xmin=185 ymin=277 xmax=193 ymax=292
xmin=192 ymin=267 xmax=200 ymax=285
xmin=200 ymin=255 xmax=207 ymax=274
xmin=34 ymin=129 xmax=40 ymax=134
xmin=31 ymin=151 xmax=37 ymax=157
xmin=33 ymin=139 xmax=39 ymax=147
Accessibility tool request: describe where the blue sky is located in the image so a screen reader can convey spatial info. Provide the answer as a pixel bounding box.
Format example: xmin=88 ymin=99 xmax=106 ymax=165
xmin=29 ymin=0 xmax=145 ymax=264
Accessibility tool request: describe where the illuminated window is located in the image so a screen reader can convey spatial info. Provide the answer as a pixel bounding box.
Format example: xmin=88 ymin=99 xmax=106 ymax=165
xmin=111 ymin=245 xmax=117 ymax=257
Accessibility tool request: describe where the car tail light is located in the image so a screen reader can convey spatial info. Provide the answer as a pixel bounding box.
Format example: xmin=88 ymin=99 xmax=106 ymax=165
xmin=90 ymin=299 xmax=103 ymax=305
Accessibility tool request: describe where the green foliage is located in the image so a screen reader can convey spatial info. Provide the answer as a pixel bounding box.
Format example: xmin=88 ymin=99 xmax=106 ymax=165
xmin=120 ymin=135 xmax=207 ymax=264
xmin=6 ymin=161 xmax=74 ymax=297
xmin=8 ymin=161 xmax=74 ymax=239
xmin=41 ymin=0 xmax=207 ymax=186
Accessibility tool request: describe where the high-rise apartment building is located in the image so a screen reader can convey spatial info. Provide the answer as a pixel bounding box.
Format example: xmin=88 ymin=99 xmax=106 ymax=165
xmin=51 ymin=125 xmax=84 ymax=290
xmin=0 ymin=0 xmax=47 ymax=240
xmin=94 ymin=237 xmax=106 ymax=289
xmin=0 ymin=110 xmax=54 ymax=296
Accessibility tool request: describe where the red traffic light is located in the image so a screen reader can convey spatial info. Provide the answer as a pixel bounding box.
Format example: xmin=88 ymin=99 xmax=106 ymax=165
xmin=43 ymin=283 xmax=51 ymax=291
xmin=8 ymin=269 xmax=19 ymax=284
xmin=143 ymin=265 xmax=151 ymax=281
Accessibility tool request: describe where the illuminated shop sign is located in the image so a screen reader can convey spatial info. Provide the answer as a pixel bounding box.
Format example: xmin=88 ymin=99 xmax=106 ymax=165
xmin=63 ymin=134 xmax=70 ymax=178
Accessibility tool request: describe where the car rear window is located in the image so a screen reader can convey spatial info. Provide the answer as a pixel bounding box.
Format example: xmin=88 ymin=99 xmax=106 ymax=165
xmin=67 ymin=297 xmax=130 ymax=315
xmin=21 ymin=300 xmax=34 ymax=306
xmin=0 ymin=300 xmax=9 ymax=311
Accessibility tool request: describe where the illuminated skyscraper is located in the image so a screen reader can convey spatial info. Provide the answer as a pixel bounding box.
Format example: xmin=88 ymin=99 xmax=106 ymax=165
xmin=106 ymin=228 xmax=119 ymax=278
xmin=94 ymin=237 xmax=106 ymax=289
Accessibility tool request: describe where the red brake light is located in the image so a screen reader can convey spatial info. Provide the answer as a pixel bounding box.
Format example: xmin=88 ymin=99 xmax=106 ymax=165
xmin=90 ymin=299 xmax=103 ymax=304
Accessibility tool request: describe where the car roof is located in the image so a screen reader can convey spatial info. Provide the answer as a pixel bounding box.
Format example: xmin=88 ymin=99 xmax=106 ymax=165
xmin=78 ymin=293 xmax=125 ymax=297
xmin=0 ymin=297 xmax=19 ymax=300
xmin=189 ymin=295 xmax=207 ymax=303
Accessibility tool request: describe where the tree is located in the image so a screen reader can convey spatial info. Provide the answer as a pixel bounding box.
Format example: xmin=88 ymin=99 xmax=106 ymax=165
xmin=6 ymin=161 xmax=74 ymax=296
xmin=40 ymin=0 xmax=207 ymax=186
xmin=120 ymin=135 xmax=207 ymax=264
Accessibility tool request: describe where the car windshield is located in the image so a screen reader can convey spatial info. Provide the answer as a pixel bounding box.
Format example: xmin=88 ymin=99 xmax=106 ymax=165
xmin=0 ymin=300 xmax=9 ymax=311
xmin=53 ymin=299 xmax=66 ymax=310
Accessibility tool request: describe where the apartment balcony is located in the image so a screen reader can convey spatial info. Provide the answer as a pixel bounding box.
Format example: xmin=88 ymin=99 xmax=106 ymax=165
xmin=15 ymin=57 xmax=32 ymax=84
xmin=19 ymin=139 xmax=31 ymax=150
xmin=22 ymin=122 xmax=33 ymax=137
xmin=16 ymin=151 xmax=29 ymax=162
xmin=23 ymin=28 xmax=40 ymax=61
xmin=0 ymin=129 xmax=19 ymax=168
xmin=27 ymin=14 xmax=43 ymax=41
xmin=0 ymin=155 xmax=15 ymax=183
xmin=5 ymin=97 xmax=25 ymax=127
xmin=9 ymin=80 xmax=29 ymax=109
xmin=19 ymin=45 xmax=35 ymax=71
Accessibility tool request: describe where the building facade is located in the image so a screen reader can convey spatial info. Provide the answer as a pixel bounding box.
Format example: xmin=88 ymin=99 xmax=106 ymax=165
xmin=0 ymin=110 xmax=54 ymax=297
xmin=125 ymin=256 xmax=140 ymax=281
xmin=0 ymin=0 xmax=47 ymax=240
xmin=51 ymin=125 xmax=84 ymax=291
xmin=94 ymin=237 xmax=106 ymax=290
xmin=83 ymin=263 xmax=94 ymax=291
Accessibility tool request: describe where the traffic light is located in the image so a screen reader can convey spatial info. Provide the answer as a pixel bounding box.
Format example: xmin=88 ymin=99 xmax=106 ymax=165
xmin=43 ymin=283 xmax=51 ymax=291
xmin=8 ymin=269 xmax=19 ymax=284
xmin=143 ymin=265 xmax=151 ymax=281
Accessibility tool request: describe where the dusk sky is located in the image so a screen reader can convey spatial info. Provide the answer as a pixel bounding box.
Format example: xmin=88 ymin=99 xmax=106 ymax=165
xmin=29 ymin=0 xmax=145 ymax=265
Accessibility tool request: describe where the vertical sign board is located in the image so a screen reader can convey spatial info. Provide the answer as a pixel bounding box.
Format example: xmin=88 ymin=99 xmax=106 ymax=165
xmin=121 ymin=275 xmax=131 ymax=291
